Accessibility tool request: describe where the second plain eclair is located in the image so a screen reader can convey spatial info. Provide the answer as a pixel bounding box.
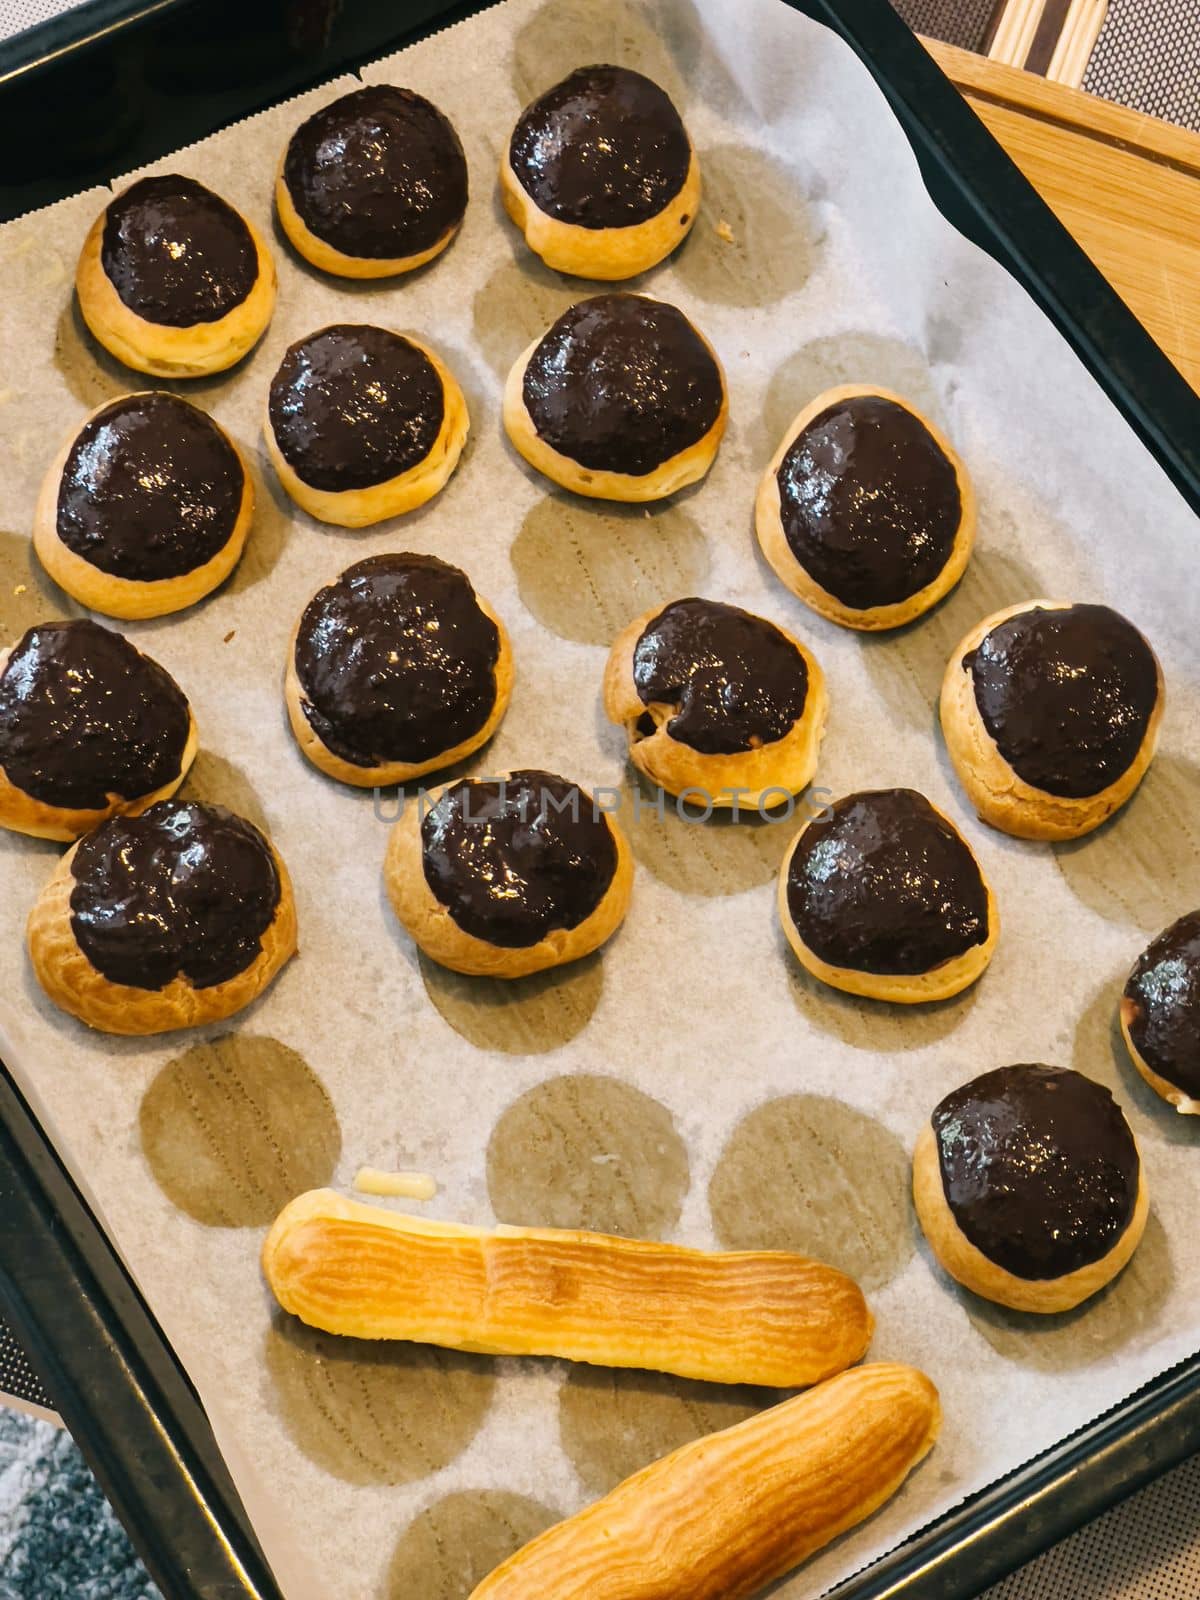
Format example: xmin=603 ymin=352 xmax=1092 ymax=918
xmin=263 ymin=1189 xmax=872 ymax=1389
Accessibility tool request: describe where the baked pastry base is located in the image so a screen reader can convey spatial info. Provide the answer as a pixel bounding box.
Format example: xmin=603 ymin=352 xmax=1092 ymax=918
xmin=912 ymin=1120 xmax=1149 ymax=1312
xmin=284 ymin=595 xmax=514 ymax=787
xmin=384 ymin=779 xmax=634 ymax=977
xmin=1118 ymin=997 xmax=1200 ymax=1115
xmin=275 ymin=166 xmax=461 ymax=279
xmin=264 ymin=335 xmax=469 ymax=527
xmin=498 ymin=149 xmax=701 ymax=280
xmin=75 ymin=206 xmax=276 ymax=378
xmin=502 ymin=328 xmax=727 ymax=503
xmin=26 ymin=838 xmax=297 ymax=1034
xmin=755 ymin=384 xmax=976 ymax=630
xmin=939 ymin=598 xmax=1164 ymax=841
xmin=33 ymin=400 xmax=254 ymax=619
xmin=603 ymin=605 xmax=828 ymax=807
xmin=776 ymin=797 xmax=999 ymax=1003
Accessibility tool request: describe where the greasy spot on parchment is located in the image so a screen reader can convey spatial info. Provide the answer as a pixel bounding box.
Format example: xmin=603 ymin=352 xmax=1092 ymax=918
xmin=511 ymin=0 xmax=683 ymax=107
xmin=472 ymin=258 xmax=580 ymax=381
xmin=54 ymin=296 xmax=130 ymax=410
xmin=785 ymin=943 xmax=979 ymax=1054
xmin=674 ymin=145 xmax=819 ymax=308
xmin=710 ymin=1093 xmax=912 ymax=1290
xmin=139 ymin=1035 xmax=339 ymax=1227
xmin=178 ymin=749 xmax=271 ymax=837
xmin=386 ymin=1491 xmax=560 ymax=1600
xmin=264 ymin=1317 xmax=494 ymax=1487
xmin=964 ymin=1211 xmax=1172 ymax=1372
xmin=421 ymin=949 xmax=603 ymax=1055
xmin=622 ymin=768 xmax=794 ymax=897
xmin=559 ymin=1366 xmax=777 ymax=1497
xmin=1054 ymin=754 xmax=1200 ymax=934
xmin=487 ymin=1073 xmax=688 ymax=1237
xmin=0 ymin=529 xmax=80 ymax=639
xmin=511 ymin=496 xmax=708 ymax=646
xmin=1075 ymin=977 xmax=1200 ymax=1148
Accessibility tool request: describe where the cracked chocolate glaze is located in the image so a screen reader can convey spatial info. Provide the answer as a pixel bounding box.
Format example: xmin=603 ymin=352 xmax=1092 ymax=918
xmin=632 ymin=598 xmax=809 ymax=755
xmin=509 ymin=64 xmax=690 ymax=229
xmin=268 ymin=324 xmax=444 ymax=493
xmin=522 ymin=294 xmax=722 ymax=477
xmin=964 ymin=603 xmax=1158 ymax=799
xmin=422 ymin=770 xmax=617 ymax=947
xmin=1124 ymin=911 xmax=1200 ymax=1100
xmin=100 ymin=175 xmax=258 ymax=327
xmin=69 ymin=800 xmax=280 ymax=991
xmin=776 ymin=394 xmax=961 ymax=610
xmin=283 ymin=85 xmax=468 ymax=260
xmin=295 ymin=553 xmax=500 ymax=768
xmin=56 ymin=392 xmax=244 ymax=582
xmin=932 ymin=1065 xmax=1140 ymax=1280
xmin=0 ymin=620 xmax=190 ymax=811
xmin=786 ymin=788 xmax=988 ymax=975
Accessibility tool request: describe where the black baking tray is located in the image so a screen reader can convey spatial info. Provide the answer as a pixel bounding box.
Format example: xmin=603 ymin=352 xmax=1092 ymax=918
xmin=2 ymin=2 xmax=1200 ymax=1597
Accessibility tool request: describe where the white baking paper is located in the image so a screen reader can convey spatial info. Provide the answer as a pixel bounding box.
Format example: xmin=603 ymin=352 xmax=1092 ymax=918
xmin=1 ymin=2 xmax=1199 ymax=1597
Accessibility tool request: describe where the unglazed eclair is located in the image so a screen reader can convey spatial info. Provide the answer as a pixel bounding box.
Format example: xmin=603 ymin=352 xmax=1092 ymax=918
xmin=263 ymin=1189 xmax=873 ymax=1389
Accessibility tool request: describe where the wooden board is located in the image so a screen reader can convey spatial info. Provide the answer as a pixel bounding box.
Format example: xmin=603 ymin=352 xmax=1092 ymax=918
xmin=924 ymin=38 xmax=1200 ymax=392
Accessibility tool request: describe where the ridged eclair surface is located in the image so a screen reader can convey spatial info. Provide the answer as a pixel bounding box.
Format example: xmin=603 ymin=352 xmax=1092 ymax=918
xmin=471 ymin=1363 xmax=940 ymax=1599
xmin=263 ymin=1189 xmax=872 ymax=1388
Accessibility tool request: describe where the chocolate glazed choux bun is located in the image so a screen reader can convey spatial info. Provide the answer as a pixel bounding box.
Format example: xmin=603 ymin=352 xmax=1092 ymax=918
xmin=27 ymin=800 xmax=296 ymax=1035
xmin=1120 ymin=912 xmax=1200 ymax=1114
xmin=779 ymin=788 xmax=998 ymax=1003
xmin=501 ymin=64 xmax=700 ymax=279
xmin=277 ymin=86 xmax=468 ymax=279
xmin=603 ymin=597 xmax=827 ymax=807
xmin=286 ymin=553 xmax=513 ymax=787
xmin=33 ymin=392 xmax=253 ymax=619
xmin=940 ymin=600 xmax=1163 ymax=840
xmin=503 ymin=293 xmax=726 ymax=502
xmin=265 ymin=324 xmax=468 ymax=527
xmin=385 ymin=769 xmax=633 ymax=978
xmin=755 ymin=385 xmax=975 ymax=630
xmin=76 ymin=175 xmax=275 ymax=376
xmin=0 ymin=620 xmax=196 ymax=841
xmin=913 ymin=1065 xmax=1148 ymax=1313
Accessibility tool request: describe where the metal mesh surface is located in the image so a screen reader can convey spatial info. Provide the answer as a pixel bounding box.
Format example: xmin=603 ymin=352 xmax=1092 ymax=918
xmin=0 ymin=1327 xmax=50 ymax=1414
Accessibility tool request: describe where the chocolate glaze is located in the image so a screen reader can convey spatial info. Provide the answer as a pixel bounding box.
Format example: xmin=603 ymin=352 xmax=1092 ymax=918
xmin=100 ymin=175 xmax=257 ymax=327
xmin=776 ymin=394 xmax=961 ymax=609
xmin=421 ymin=769 xmax=617 ymax=947
xmin=786 ymin=788 xmax=988 ymax=975
xmin=0 ymin=620 xmax=189 ymax=811
xmin=283 ymin=85 xmax=468 ymax=260
xmin=295 ymin=553 xmax=500 ymax=768
xmin=55 ymin=392 xmax=244 ymax=582
xmin=69 ymin=800 xmax=280 ymax=991
xmin=965 ymin=603 xmax=1158 ymax=799
xmin=509 ymin=64 xmax=690 ymax=229
xmin=268 ymin=324 xmax=444 ymax=492
xmin=932 ymin=1065 xmax=1140 ymax=1280
xmin=1123 ymin=911 xmax=1200 ymax=1100
xmin=632 ymin=598 xmax=809 ymax=755
xmin=522 ymin=294 xmax=722 ymax=477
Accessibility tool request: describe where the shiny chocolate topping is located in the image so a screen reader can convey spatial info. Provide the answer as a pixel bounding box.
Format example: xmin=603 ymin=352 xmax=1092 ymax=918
xmin=776 ymin=394 xmax=961 ymax=610
xmin=56 ymin=392 xmax=244 ymax=582
xmin=632 ymin=598 xmax=809 ymax=755
xmin=786 ymin=788 xmax=989 ymax=975
xmin=294 ymin=553 xmax=500 ymax=768
xmin=964 ymin=603 xmax=1158 ymax=799
xmin=0 ymin=620 xmax=190 ymax=811
xmin=932 ymin=1065 xmax=1140 ymax=1280
xmin=268 ymin=324 xmax=444 ymax=492
xmin=69 ymin=800 xmax=280 ymax=991
xmin=1123 ymin=911 xmax=1200 ymax=1100
xmin=509 ymin=64 xmax=690 ymax=229
xmin=100 ymin=175 xmax=257 ymax=327
xmin=283 ymin=85 xmax=468 ymax=260
xmin=421 ymin=769 xmax=617 ymax=947
xmin=522 ymin=293 xmax=722 ymax=478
